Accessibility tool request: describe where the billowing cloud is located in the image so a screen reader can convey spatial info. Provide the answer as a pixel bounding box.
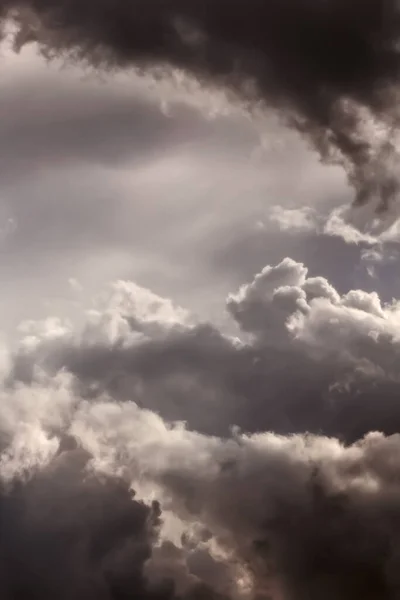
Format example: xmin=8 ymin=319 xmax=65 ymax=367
xmin=5 ymin=5 xmax=400 ymax=595
xmin=2 ymin=0 xmax=400 ymax=209
xmin=0 ymin=449 xmax=161 ymax=599
xmin=73 ymin=411 xmax=400 ymax=600
xmin=0 ymin=424 xmax=236 ymax=599
xmin=2 ymin=362 xmax=400 ymax=599
xmin=3 ymin=258 xmax=400 ymax=599
xmin=7 ymin=257 xmax=400 ymax=442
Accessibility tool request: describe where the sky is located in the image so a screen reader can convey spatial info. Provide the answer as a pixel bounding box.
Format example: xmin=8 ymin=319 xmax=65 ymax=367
xmin=3 ymin=39 xmax=400 ymax=336
xmin=3 ymin=2 xmax=400 ymax=599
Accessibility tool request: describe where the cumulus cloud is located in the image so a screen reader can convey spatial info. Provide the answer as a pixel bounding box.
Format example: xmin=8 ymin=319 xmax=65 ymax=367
xmin=3 ymin=379 xmax=400 ymax=599
xmin=72 ymin=412 xmax=400 ymax=600
xmin=7 ymin=257 xmax=400 ymax=444
xmin=0 ymin=413 xmax=236 ymax=599
xmin=2 ymin=0 xmax=400 ymax=209
xmin=3 ymin=258 xmax=400 ymax=598
xmin=0 ymin=451 xmax=161 ymax=600
xmin=6 ymin=4 xmax=400 ymax=595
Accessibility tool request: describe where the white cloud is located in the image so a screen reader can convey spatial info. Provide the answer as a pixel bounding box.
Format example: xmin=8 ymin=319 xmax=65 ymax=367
xmin=268 ymin=205 xmax=319 ymax=233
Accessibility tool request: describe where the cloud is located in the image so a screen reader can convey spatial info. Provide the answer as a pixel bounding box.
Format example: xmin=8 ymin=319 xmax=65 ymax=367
xmin=268 ymin=206 xmax=319 ymax=234
xmin=265 ymin=199 xmax=400 ymax=274
xmin=103 ymin=423 xmax=400 ymax=600
xmin=6 ymin=257 xmax=400 ymax=445
xmin=2 ymin=0 xmax=400 ymax=210
xmin=5 ymin=6 xmax=400 ymax=594
xmin=3 ymin=382 xmax=400 ymax=599
xmin=3 ymin=259 xmax=400 ymax=597
xmin=0 ymin=422 xmax=239 ymax=599
xmin=0 ymin=450 xmax=160 ymax=599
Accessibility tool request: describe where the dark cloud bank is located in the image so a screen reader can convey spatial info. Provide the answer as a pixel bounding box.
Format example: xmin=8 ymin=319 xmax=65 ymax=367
xmin=2 ymin=258 xmax=400 ymax=598
xmin=0 ymin=445 xmax=229 ymax=600
xmin=3 ymin=0 xmax=400 ymax=209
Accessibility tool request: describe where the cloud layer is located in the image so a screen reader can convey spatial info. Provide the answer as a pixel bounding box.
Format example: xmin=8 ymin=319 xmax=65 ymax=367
xmin=2 ymin=258 xmax=400 ymax=598
xmin=9 ymin=257 xmax=400 ymax=442
xmin=2 ymin=0 xmax=400 ymax=209
xmin=4 ymin=7 xmax=400 ymax=595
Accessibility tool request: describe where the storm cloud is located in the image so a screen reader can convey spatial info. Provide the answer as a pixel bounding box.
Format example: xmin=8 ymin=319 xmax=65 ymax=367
xmin=0 ymin=434 xmax=236 ymax=600
xmin=2 ymin=257 xmax=400 ymax=598
xmin=4 ymin=8 xmax=400 ymax=594
xmin=2 ymin=0 xmax=400 ymax=209
xmin=7 ymin=257 xmax=400 ymax=443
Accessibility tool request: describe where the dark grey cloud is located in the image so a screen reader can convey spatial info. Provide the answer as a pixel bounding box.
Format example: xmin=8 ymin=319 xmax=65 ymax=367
xmin=3 ymin=0 xmax=400 ymax=210
xmin=3 ymin=258 xmax=400 ymax=598
xmin=7 ymin=257 xmax=400 ymax=444
xmin=50 ymin=395 xmax=400 ymax=600
xmin=0 ymin=451 xmax=159 ymax=600
xmin=0 ymin=440 xmax=231 ymax=600
xmin=144 ymin=430 xmax=400 ymax=600
xmin=3 ymin=18 xmax=400 ymax=593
